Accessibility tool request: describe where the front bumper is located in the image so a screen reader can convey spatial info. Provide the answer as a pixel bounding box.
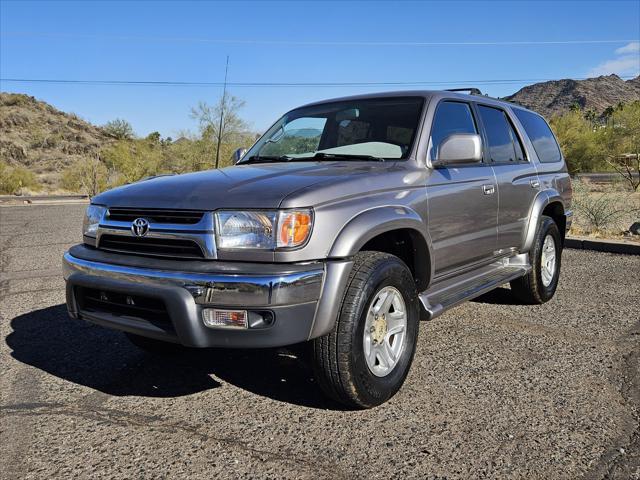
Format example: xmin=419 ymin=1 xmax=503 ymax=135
xmin=63 ymin=248 xmax=352 ymax=348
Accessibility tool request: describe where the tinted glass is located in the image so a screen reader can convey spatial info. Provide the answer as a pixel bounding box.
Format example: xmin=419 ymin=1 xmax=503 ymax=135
xmin=513 ymin=109 xmax=562 ymax=163
xmin=244 ymin=97 xmax=424 ymax=161
xmin=261 ymin=117 xmax=326 ymax=156
xmin=478 ymin=105 xmax=519 ymax=163
xmin=430 ymin=102 xmax=477 ymax=158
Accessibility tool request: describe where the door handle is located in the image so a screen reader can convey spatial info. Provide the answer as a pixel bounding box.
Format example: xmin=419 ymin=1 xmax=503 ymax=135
xmin=482 ymin=184 xmax=495 ymax=195
xmin=530 ymin=179 xmax=540 ymax=189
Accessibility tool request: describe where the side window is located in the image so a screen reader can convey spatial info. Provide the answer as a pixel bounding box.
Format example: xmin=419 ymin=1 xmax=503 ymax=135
xmin=261 ymin=117 xmax=326 ymax=156
xmin=477 ymin=105 xmax=525 ymax=163
xmin=513 ymin=109 xmax=562 ymax=163
xmin=430 ymin=101 xmax=477 ymax=159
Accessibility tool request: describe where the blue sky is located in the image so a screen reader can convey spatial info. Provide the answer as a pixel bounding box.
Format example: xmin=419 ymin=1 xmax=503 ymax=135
xmin=1 ymin=0 xmax=639 ymax=138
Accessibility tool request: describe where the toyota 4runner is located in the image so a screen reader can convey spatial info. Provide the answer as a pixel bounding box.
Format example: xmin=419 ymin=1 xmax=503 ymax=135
xmin=63 ymin=89 xmax=572 ymax=408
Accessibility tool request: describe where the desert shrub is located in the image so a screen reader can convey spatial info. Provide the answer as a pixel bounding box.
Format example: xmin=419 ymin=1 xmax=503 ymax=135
xmin=103 ymin=119 xmax=135 ymax=140
xmin=571 ymin=179 xmax=640 ymax=233
xmin=0 ymin=161 xmax=40 ymax=194
xmin=101 ymin=139 xmax=165 ymax=185
xmin=61 ymin=157 xmax=109 ymax=197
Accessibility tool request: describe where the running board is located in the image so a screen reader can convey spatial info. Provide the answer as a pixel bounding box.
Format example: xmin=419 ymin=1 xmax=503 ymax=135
xmin=419 ymin=254 xmax=531 ymax=320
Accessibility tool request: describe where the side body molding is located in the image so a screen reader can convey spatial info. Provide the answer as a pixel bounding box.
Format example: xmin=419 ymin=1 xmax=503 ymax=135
xmin=521 ymin=189 xmax=565 ymax=253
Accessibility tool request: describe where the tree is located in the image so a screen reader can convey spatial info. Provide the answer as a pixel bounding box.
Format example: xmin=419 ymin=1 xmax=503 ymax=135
xmin=61 ymin=155 xmax=109 ymax=197
xmin=101 ymin=139 xmax=163 ymax=185
xmin=103 ymin=118 xmax=135 ymax=140
xmin=191 ymin=94 xmax=250 ymax=168
xmin=597 ymin=101 xmax=640 ymax=191
xmin=549 ymin=109 xmax=602 ymax=173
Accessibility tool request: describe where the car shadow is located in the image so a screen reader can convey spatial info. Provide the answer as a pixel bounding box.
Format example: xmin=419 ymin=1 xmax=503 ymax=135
xmin=6 ymin=305 xmax=344 ymax=410
xmin=472 ymin=287 xmax=522 ymax=305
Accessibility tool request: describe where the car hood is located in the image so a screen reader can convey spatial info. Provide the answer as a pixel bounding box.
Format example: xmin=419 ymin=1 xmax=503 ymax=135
xmin=92 ymin=162 xmax=399 ymax=210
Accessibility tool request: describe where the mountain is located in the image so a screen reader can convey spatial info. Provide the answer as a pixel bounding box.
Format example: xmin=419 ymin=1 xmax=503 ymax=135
xmin=504 ymin=74 xmax=640 ymax=118
xmin=0 ymin=93 xmax=113 ymax=189
xmin=2 ymin=75 xmax=640 ymax=190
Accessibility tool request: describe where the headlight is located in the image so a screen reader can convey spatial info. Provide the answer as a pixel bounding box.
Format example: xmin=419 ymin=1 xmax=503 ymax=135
xmin=215 ymin=209 xmax=313 ymax=250
xmin=83 ymin=205 xmax=106 ymax=238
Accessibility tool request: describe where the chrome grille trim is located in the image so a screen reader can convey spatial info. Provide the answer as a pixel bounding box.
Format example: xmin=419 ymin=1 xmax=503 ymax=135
xmin=106 ymin=207 xmax=204 ymax=224
xmin=96 ymin=209 xmax=217 ymax=259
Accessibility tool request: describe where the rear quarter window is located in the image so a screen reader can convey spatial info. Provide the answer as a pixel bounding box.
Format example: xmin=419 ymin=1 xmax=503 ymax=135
xmin=513 ymin=109 xmax=562 ymax=163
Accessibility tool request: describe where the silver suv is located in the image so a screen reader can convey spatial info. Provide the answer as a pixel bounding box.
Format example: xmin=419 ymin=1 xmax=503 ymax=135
xmin=63 ymin=90 xmax=572 ymax=408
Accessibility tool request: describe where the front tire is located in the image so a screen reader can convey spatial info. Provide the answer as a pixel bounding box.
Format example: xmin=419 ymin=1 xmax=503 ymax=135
xmin=312 ymin=252 xmax=420 ymax=409
xmin=510 ymin=215 xmax=562 ymax=304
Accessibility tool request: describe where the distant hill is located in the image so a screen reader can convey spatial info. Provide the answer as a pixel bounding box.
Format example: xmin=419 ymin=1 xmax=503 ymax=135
xmin=2 ymin=75 xmax=640 ymax=190
xmin=0 ymin=93 xmax=113 ymax=189
xmin=504 ymin=74 xmax=640 ymax=118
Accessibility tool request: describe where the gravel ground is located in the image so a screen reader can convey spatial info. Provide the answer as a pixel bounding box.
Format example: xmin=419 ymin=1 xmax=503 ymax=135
xmin=1 ymin=204 xmax=638 ymax=480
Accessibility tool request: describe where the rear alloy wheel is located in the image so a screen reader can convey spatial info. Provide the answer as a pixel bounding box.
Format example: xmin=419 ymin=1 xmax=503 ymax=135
xmin=511 ymin=215 xmax=562 ymax=304
xmin=540 ymin=234 xmax=557 ymax=287
xmin=312 ymin=252 xmax=420 ymax=409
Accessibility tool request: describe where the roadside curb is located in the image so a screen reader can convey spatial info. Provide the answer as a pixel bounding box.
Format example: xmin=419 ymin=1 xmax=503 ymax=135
xmin=566 ymin=236 xmax=640 ymax=255
xmin=0 ymin=195 xmax=89 ymax=206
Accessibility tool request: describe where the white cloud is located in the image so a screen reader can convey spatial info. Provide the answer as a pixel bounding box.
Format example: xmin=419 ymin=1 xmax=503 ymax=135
xmin=587 ymin=42 xmax=640 ymax=77
xmin=615 ymin=42 xmax=640 ymax=55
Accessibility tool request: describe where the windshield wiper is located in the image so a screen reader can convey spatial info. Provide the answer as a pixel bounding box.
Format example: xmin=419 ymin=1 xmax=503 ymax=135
xmin=242 ymin=155 xmax=292 ymax=164
xmin=288 ymin=152 xmax=386 ymax=162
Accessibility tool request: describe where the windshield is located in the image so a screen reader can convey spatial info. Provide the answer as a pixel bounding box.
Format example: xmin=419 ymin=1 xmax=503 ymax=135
xmin=241 ymin=97 xmax=424 ymax=163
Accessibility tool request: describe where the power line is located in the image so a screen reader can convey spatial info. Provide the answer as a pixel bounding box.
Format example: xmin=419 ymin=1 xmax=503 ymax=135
xmin=0 ymin=76 xmax=637 ymax=88
xmin=2 ymin=32 xmax=638 ymax=47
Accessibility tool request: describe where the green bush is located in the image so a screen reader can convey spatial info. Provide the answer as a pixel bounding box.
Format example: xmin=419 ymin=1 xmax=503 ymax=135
xmin=0 ymin=161 xmax=40 ymax=194
xmin=61 ymin=158 xmax=109 ymax=197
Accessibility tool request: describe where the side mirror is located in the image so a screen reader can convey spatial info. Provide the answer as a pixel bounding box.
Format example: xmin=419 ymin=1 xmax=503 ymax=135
xmin=432 ymin=133 xmax=482 ymax=167
xmin=232 ymin=148 xmax=247 ymax=164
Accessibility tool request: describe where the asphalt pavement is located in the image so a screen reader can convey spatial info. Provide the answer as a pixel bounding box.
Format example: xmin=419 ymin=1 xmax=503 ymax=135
xmin=1 ymin=204 xmax=638 ymax=479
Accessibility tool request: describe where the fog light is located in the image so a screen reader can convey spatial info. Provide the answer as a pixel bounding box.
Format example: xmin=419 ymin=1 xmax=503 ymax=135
xmin=202 ymin=308 xmax=248 ymax=329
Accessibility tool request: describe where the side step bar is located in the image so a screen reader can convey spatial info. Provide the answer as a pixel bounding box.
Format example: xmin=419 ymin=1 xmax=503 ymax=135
xmin=419 ymin=254 xmax=531 ymax=320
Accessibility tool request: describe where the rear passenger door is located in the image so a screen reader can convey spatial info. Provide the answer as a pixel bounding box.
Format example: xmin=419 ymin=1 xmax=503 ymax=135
xmin=426 ymin=101 xmax=498 ymax=276
xmin=475 ymin=104 xmax=539 ymax=254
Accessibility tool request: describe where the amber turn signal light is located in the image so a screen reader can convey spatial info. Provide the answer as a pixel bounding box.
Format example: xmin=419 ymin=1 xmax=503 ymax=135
xmin=278 ymin=210 xmax=312 ymax=248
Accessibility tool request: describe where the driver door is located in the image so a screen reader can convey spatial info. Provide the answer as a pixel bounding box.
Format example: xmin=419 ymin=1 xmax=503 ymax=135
xmin=426 ymin=101 xmax=498 ymax=276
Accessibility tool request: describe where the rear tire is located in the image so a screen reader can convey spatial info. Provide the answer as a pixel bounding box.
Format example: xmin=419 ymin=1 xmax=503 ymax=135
xmin=510 ymin=215 xmax=562 ymax=304
xmin=312 ymin=252 xmax=420 ymax=409
xmin=125 ymin=332 xmax=185 ymax=355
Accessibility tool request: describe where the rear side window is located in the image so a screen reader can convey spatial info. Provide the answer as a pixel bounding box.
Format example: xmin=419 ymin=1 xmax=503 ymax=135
xmin=513 ymin=109 xmax=562 ymax=163
xmin=430 ymin=101 xmax=477 ymax=158
xmin=477 ymin=105 xmax=525 ymax=163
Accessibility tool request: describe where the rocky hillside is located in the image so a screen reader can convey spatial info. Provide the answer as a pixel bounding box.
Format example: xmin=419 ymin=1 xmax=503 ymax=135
xmin=504 ymin=74 xmax=640 ymax=118
xmin=1 ymin=75 xmax=639 ymax=190
xmin=0 ymin=93 xmax=113 ymax=189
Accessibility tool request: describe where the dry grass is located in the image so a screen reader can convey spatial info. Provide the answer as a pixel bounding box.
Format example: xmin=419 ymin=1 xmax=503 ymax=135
xmin=570 ymin=178 xmax=640 ymax=242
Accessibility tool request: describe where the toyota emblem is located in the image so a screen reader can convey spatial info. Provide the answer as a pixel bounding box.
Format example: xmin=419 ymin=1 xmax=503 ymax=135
xmin=131 ymin=218 xmax=150 ymax=237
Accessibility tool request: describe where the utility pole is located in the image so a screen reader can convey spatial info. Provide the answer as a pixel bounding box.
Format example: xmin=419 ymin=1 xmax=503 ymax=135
xmin=214 ymin=55 xmax=229 ymax=169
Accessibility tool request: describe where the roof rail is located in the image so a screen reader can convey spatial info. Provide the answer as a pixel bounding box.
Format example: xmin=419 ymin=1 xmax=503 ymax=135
xmin=446 ymin=88 xmax=483 ymax=96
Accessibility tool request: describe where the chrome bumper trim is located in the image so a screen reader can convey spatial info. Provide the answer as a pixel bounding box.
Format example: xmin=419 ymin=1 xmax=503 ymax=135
xmin=63 ymin=252 xmax=324 ymax=307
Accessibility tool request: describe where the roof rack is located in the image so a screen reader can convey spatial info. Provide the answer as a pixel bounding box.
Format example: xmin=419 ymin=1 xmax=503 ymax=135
xmin=445 ymin=88 xmax=483 ymax=96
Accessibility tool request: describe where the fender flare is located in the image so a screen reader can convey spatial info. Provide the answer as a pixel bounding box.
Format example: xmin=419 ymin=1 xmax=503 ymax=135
xmin=328 ymin=205 xmax=434 ymax=283
xmin=522 ymin=189 xmax=565 ymax=252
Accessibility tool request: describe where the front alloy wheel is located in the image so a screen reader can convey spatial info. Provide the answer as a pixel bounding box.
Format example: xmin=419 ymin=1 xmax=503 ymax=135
xmin=312 ymin=251 xmax=420 ymax=409
xmin=363 ymin=286 xmax=407 ymax=377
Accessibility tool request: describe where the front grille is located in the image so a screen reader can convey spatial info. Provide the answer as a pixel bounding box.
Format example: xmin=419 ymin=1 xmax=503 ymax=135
xmin=107 ymin=207 xmax=204 ymax=224
xmin=99 ymin=234 xmax=205 ymax=258
xmin=76 ymin=287 xmax=174 ymax=332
